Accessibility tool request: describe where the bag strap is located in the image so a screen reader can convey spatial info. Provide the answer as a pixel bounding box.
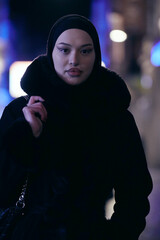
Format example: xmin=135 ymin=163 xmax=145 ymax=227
xmin=13 ymin=95 xmax=30 ymax=210
xmin=16 ymin=177 xmax=28 ymax=209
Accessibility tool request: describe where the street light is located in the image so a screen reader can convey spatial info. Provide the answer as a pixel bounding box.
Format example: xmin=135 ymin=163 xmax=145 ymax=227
xmin=109 ymin=29 xmax=127 ymax=43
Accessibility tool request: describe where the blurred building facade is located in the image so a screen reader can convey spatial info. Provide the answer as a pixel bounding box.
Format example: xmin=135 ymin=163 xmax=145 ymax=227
xmin=103 ymin=0 xmax=160 ymax=169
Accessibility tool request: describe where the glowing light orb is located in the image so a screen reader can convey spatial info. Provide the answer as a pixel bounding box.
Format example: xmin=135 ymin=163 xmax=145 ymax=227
xmin=9 ymin=61 xmax=31 ymax=98
xmin=109 ymin=30 xmax=127 ymax=42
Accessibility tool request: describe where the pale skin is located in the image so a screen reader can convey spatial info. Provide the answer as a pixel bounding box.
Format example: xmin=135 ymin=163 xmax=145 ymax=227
xmin=22 ymin=96 xmax=47 ymax=138
xmin=23 ymin=29 xmax=95 ymax=137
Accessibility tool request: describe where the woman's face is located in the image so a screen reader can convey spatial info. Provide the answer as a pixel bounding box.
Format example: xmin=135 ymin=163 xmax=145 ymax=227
xmin=52 ymin=29 xmax=95 ymax=85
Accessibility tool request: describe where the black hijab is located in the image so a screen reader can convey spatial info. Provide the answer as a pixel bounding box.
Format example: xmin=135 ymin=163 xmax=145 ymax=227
xmin=46 ymin=14 xmax=101 ymax=71
xmin=21 ymin=14 xmax=103 ymax=108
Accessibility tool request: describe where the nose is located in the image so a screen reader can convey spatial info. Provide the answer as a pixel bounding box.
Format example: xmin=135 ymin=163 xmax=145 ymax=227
xmin=69 ymin=51 xmax=79 ymax=66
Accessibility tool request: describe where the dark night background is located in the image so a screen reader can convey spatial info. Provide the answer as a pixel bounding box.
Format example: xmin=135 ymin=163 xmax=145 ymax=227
xmin=9 ymin=0 xmax=91 ymax=60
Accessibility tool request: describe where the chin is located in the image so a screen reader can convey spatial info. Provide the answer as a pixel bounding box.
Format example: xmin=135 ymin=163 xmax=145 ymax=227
xmin=63 ymin=77 xmax=86 ymax=86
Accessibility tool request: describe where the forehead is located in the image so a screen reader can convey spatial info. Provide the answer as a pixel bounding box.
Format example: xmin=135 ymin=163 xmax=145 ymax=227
xmin=55 ymin=29 xmax=93 ymax=45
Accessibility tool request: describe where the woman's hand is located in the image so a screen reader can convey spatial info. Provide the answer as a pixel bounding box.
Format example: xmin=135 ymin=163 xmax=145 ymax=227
xmin=22 ymin=96 xmax=48 ymax=138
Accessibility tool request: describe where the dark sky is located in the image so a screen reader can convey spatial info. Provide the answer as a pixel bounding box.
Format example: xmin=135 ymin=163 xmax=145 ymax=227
xmin=9 ymin=0 xmax=91 ymax=60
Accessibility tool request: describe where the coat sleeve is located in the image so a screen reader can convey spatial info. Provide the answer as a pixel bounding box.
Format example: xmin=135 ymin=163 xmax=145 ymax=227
xmin=104 ymin=110 xmax=153 ymax=240
xmin=0 ymin=98 xmax=38 ymax=207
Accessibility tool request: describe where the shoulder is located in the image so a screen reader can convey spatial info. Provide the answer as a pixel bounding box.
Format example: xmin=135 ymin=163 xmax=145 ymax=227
xmin=3 ymin=95 xmax=29 ymax=118
xmin=99 ymin=66 xmax=129 ymax=91
xmin=97 ymin=67 xmax=131 ymax=111
xmin=115 ymin=110 xmax=142 ymax=144
xmin=0 ymin=96 xmax=29 ymax=135
xmin=114 ymin=109 xmax=137 ymax=128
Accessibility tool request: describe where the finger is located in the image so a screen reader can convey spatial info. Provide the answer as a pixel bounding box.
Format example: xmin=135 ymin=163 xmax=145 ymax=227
xmin=23 ymin=106 xmax=35 ymax=122
xmin=27 ymin=96 xmax=45 ymax=106
xmin=27 ymin=103 xmax=47 ymax=122
xmin=35 ymin=102 xmax=48 ymax=122
xmin=23 ymin=106 xmax=43 ymax=137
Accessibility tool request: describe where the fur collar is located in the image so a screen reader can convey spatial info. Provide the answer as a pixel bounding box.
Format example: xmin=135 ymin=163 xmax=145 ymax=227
xmin=20 ymin=55 xmax=131 ymax=113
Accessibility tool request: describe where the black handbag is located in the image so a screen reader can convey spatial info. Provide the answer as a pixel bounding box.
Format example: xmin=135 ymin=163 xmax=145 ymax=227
xmin=0 ymin=177 xmax=28 ymax=240
xmin=0 ymin=95 xmax=30 ymax=239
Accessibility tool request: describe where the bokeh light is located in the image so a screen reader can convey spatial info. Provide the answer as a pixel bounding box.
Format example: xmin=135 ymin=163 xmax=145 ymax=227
xmin=151 ymin=41 xmax=160 ymax=67
xmin=109 ymin=30 xmax=127 ymax=42
xmin=9 ymin=61 xmax=31 ymax=98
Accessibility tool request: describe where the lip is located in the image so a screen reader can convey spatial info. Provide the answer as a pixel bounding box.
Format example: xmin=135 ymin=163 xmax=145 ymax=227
xmin=66 ymin=68 xmax=82 ymax=77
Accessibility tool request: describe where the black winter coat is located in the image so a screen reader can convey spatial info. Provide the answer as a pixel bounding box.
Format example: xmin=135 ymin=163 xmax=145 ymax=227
xmin=0 ymin=56 xmax=152 ymax=240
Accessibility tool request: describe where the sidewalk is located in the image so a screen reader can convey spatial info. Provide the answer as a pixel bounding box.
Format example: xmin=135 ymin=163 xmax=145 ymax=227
xmin=139 ymin=168 xmax=160 ymax=240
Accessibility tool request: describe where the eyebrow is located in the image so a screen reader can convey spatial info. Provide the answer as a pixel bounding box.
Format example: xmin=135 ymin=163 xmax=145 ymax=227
xmin=57 ymin=42 xmax=93 ymax=47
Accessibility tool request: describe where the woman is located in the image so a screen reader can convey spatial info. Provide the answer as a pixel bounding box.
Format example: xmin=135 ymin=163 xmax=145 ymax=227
xmin=0 ymin=14 xmax=152 ymax=240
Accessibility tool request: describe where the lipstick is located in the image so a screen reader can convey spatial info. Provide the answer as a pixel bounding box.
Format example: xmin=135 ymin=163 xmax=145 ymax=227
xmin=67 ymin=68 xmax=82 ymax=77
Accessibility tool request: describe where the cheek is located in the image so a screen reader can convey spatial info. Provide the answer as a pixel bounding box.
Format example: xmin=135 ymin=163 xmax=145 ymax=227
xmin=52 ymin=50 xmax=62 ymax=68
xmin=53 ymin=55 xmax=63 ymax=71
xmin=86 ymin=58 xmax=95 ymax=73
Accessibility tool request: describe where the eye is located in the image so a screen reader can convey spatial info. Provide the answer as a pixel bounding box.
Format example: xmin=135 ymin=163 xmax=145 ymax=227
xmin=58 ymin=47 xmax=70 ymax=54
xmin=81 ymin=48 xmax=93 ymax=55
